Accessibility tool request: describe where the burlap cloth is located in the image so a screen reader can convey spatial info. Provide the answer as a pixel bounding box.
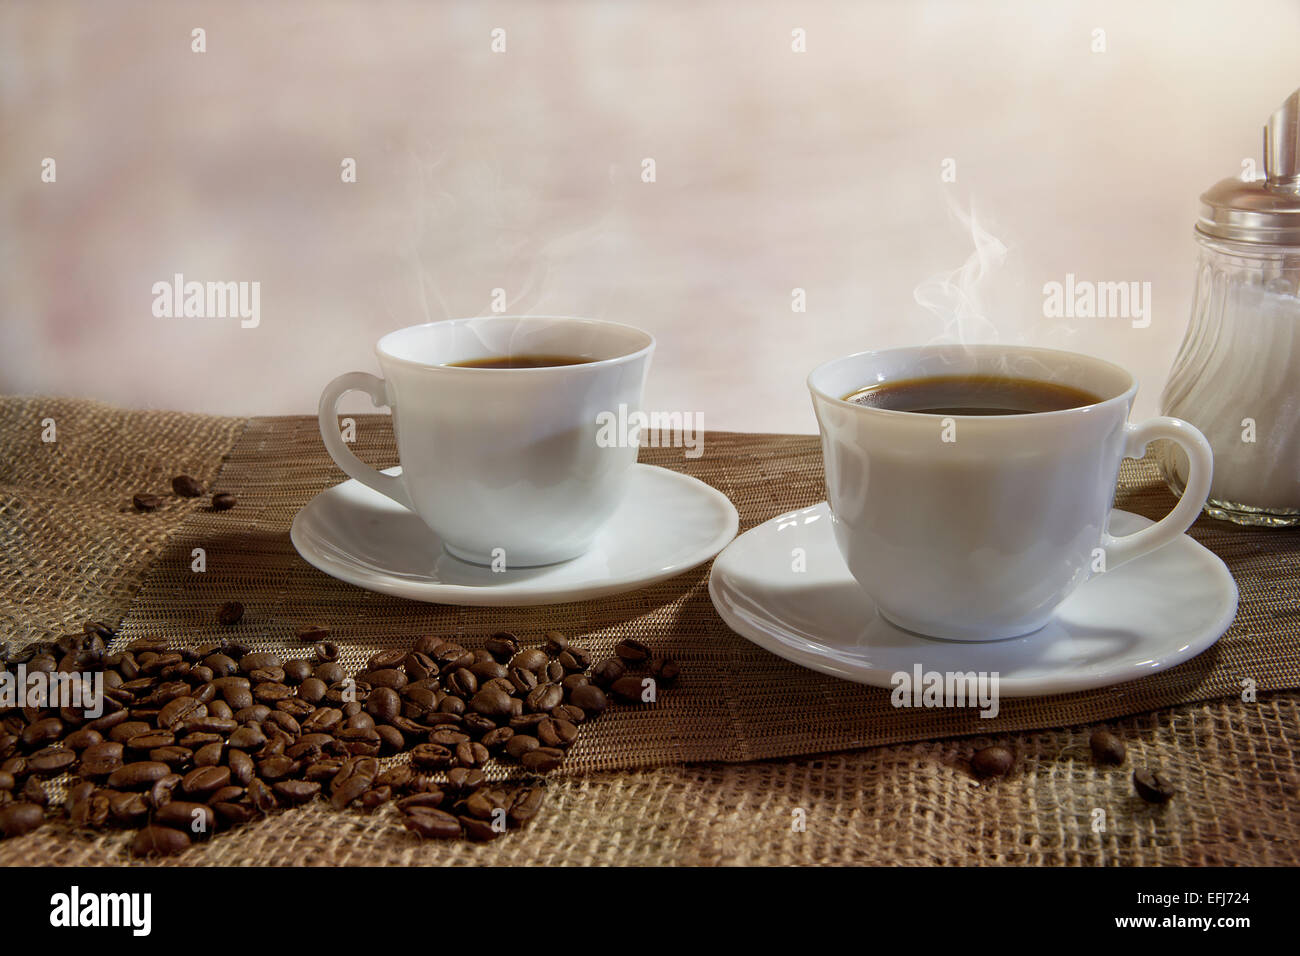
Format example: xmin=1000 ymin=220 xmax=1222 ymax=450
xmin=1 ymin=396 xmax=1297 ymax=865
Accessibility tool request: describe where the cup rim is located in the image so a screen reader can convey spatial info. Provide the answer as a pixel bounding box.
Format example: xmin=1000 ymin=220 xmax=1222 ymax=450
xmin=806 ymin=344 xmax=1139 ymax=420
xmin=375 ymin=315 xmax=655 ymax=373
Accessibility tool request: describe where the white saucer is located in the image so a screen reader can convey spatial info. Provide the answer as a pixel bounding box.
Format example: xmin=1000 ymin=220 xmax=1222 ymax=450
xmin=291 ymin=465 xmax=738 ymax=606
xmin=708 ymin=503 xmax=1238 ymax=697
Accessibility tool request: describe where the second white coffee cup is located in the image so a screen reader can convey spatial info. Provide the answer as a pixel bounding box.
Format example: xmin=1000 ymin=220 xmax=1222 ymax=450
xmin=319 ymin=316 xmax=654 ymax=567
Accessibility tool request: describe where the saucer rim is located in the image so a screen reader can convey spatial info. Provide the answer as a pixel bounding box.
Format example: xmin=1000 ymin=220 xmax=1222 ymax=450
xmin=291 ymin=464 xmax=739 ymax=606
xmin=708 ymin=503 xmax=1239 ymax=698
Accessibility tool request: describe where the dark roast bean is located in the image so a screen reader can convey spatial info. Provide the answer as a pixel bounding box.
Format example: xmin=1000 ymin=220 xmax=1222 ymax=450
xmin=484 ymin=632 xmax=519 ymax=662
xmin=360 ymin=787 xmax=392 ymax=811
xmin=125 ymin=731 xmax=176 ymax=753
xmin=508 ymin=667 xmax=539 ymax=694
xmin=108 ymin=791 xmax=150 ymax=826
xmin=172 ymin=474 xmax=204 ymax=497
xmin=972 ymin=746 xmax=1014 ymax=779
xmin=454 ymin=741 xmax=489 ymax=768
xmin=298 ymin=677 xmax=327 ymax=705
xmin=561 ymin=674 xmax=589 ymax=694
xmin=410 ymin=743 xmax=454 ymax=770
xmin=132 ymin=825 xmax=190 ymax=857
xmin=526 ymin=683 xmax=563 ymax=714
xmin=508 ymin=787 xmax=545 ymax=828
xmin=228 ymin=749 xmax=255 ymax=786
xmin=649 ymin=657 xmax=681 ymax=684
xmin=156 ymin=800 xmax=217 ymax=834
xmin=273 ymin=780 xmax=321 ymax=804
xmin=570 ymin=684 xmax=607 ymax=715
xmin=253 ymin=682 xmax=293 ymax=703
xmin=610 ymin=675 xmax=649 ymax=703
xmin=1090 ymin=730 xmax=1127 ymax=766
xmin=521 ymin=747 xmax=564 ymax=772
xmin=226 ymin=726 xmax=267 ymax=751
xmin=470 ymin=687 xmax=513 ymax=717
xmin=218 ymin=601 xmax=245 ymax=626
xmin=469 ymin=660 xmax=508 ymax=682
xmin=282 ymin=659 xmax=313 ymax=684
xmin=28 ymin=747 xmax=76 ymax=776
xmin=297 ymin=625 xmax=331 ymax=643
xmin=78 ymin=743 xmax=124 ymax=780
xmin=429 ymin=728 xmax=470 ymax=748
xmin=148 ymin=773 xmax=184 ymax=809
xmin=204 ymin=654 xmax=239 ymax=678
xmin=538 ymin=717 xmax=578 ymax=748
xmin=0 ymin=802 xmax=45 ymax=838
xmin=194 ymin=742 xmax=224 ymax=767
xmin=149 ymin=746 xmax=194 ymax=770
xmin=591 ymin=658 xmax=625 ymax=688
xmin=315 ymin=643 xmax=340 ymax=664
xmin=509 ymin=649 xmax=549 ymax=673
xmin=614 ymin=639 xmax=651 ymax=663
xmin=403 ymin=807 xmax=461 ymax=839
xmin=0 ymin=772 xmax=13 ymax=791
xmin=445 ymin=767 xmax=486 ymax=795
xmin=558 ymin=647 xmax=592 ymax=671
xmin=365 ymin=686 xmax=401 ymax=723
xmin=481 ymin=727 xmax=514 ymax=751
xmin=365 ymin=669 xmax=408 ymax=691
xmin=213 ymin=801 xmax=257 ymax=825
xmin=21 ymin=717 xmax=64 ymax=749
xmin=396 ymin=791 xmax=446 ymax=812
xmin=459 ymin=815 xmax=500 ymax=841
xmin=447 ymin=668 xmax=478 ymax=698
xmin=552 ymin=704 xmax=585 ymax=724
xmin=209 ymin=785 xmax=244 ymax=804
xmin=543 ymin=630 xmax=569 ymax=654
xmin=132 ymin=493 xmax=162 ymax=513
xmin=403 ymin=652 xmax=437 ymax=682
xmin=247 ymin=777 xmax=278 ymax=813
xmin=211 ymin=492 xmax=237 ymax=511
xmin=107 ymin=761 xmax=172 ymax=789
xmin=1133 ymin=769 xmax=1176 ymax=804
xmin=182 ymin=765 xmax=231 ymax=797
xmin=21 ymin=776 xmax=47 ymax=805
xmin=248 ymin=666 xmax=286 ymax=684
xmin=63 ymin=728 xmax=103 ymax=751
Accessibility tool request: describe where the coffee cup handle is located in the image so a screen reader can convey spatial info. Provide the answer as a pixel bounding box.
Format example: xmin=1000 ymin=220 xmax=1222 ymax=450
xmin=318 ymin=371 xmax=416 ymax=512
xmin=1099 ymin=416 xmax=1213 ymax=570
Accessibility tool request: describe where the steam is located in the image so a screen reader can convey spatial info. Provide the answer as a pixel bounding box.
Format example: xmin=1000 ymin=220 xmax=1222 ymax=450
xmin=913 ymin=202 xmax=1007 ymax=345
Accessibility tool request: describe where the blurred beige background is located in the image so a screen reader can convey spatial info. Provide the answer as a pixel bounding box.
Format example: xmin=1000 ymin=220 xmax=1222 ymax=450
xmin=2 ymin=0 xmax=1297 ymax=432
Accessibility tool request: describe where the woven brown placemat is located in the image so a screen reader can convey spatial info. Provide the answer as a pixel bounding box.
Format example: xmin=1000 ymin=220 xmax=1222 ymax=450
xmin=2 ymin=396 xmax=1298 ymax=865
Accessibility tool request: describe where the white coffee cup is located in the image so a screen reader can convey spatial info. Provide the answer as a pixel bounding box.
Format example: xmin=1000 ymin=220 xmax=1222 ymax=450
xmin=808 ymin=344 xmax=1214 ymax=641
xmin=319 ymin=316 xmax=654 ymax=567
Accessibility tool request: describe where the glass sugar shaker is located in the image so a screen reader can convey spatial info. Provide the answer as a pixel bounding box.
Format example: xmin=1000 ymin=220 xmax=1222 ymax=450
xmin=1159 ymin=86 xmax=1300 ymax=527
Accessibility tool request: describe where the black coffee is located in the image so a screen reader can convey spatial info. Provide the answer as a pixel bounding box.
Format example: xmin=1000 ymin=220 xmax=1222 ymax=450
xmin=843 ymin=375 xmax=1100 ymax=416
xmin=447 ymin=355 xmax=593 ymax=369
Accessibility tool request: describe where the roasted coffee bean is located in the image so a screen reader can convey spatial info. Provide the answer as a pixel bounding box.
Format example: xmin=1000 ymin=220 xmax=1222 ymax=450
xmin=158 ymin=696 xmax=207 ymax=729
xmin=212 ymin=801 xmax=257 ymax=825
xmin=410 ymin=743 xmax=454 ymax=770
xmin=376 ymin=766 xmax=414 ymax=790
xmin=610 ymin=675 xmax=648 ymax=703
xmin=470 ymin=686 xmax=513 ymax=718
xmin=509 ymin=714 xmax=547 ymax=732
xmin=367 ymin=648 xmax=408 ymax=670
xmin=108 ymin=761 xmax=172 ymax=789
xmin=366 ymin=686 xmax=401 ymax=723
xmin=972 ymin=746 xmax=1014 ymax=779
xmin=156 ymin=800 xmax=217 ymax=834
xmin=209 ymin=785 xmax=244 ymax=804
xmin=538 ymin=717 xmax=578 ymax=749
xmin=561 ymin=674 xmax=589 ymax=694
xmin=177 ymin=716 xmax=238 ymax=736
xmin=396 ymin=791 xmax=447 ymax=813
xmin=204 ymin=653 xmax=239 ymax=678
xmin=228 ymin=749 xmax=255 ymax=786
xmin=132 ymin=825 xmax=190 ymax=857
xmin=178 ymin=732 xmax=223 ymax=749
xmin=526 ymin=683 xmax=563 ymax=714
xmin=558 ymin=647 xmax=592 ymax=671
xmin=247 ymin=777 xmax=278 ymax=813
xmin=438 ymin=695 xmax=466 ymax=716
xmin=234 ymin=704 xmax=271 ymax=724
xmin=148 ymin=773 xmax=184 ymax=809
xmin=1133 ymin=769 xmax=1176 ymax=804
xmin=509 ymin=649 xmax=549 ymax=674
xmin=445 ymin=767 xmax=486 ymax=795
xmin=508 ymin=787 xmax=545 ymax=828
xmin=226 ymin=726 xmax=267 ymax=751
xmin=21 ymin=777 xmax=47 ymax=805
xmin=275 ymin=698 xmax=314 ymax=720
xmin=403 ymin=807 xmax=461 ymax=839
xmin=552 ymin=704 xmax=585 ymax=724
xmin=315 ymin=642 xmax=340 ymax=664
xmin=298 ymin=677 xmax=327 ymax=705
xmin=447 ymin=668 xmax=478 ymax=698
xmin=508 ymin=666 xmax=539 ymax=695
xmin=80 ymin=742 xmax=124 ymax=778
xmin=360 ymin=786 xmax=392 ymax=811
xmin=591 ymin=658 xmax=625 ymax=688
xmin=132 ymin=493 xmax=162 ymax=513
xmin=21 ymin=717 xmax=64 ymax=749
xmin=302 ymin=708 xmax=343 ymax=734
xmin=62 ymin=728 xmax=103 ymax=751
xmin=248 ymin=666 xmax=286 ymax=684
xmin=521 ymin=747 xmax=564 ymax=772
xmin=0 ymin=802 xmax=45 ymax=838
xmin=429 ymin=728 xmax=470 ymax=748
xmin=614 ymin=639 xmax=651 ymax=663
xmin=1090 ymin=730 xmax=1127 ymax=766
xmin=149 ymin=746 xmax=194 ymax=769
xmin=485 ymin=676 xmax=517 ymax=697
xmin=649 ymin=657 xmax=681 ymax=684
xmin=570 ymin=684 xmax=607 ymax=716
xmin=365 ymin=668 xmax=408 ymax=691
xmin=484 ymin=632 xmax=519 ymax=661
xmin=455 ymin=741 xmax=490 ymax=768
xmin=273 ymin=780 xmax=321 ymax=804
xmin=28 ymin=747 xmax=77 ymax=776
xmin=172 ymin=474 xmax=204 ymax=497
xmin=254 ymin=682 xmax=293 ymax=703
xmin=402 ymin=652 xmax=437 ymax=683
xmin=481 ymin=727 xmax=514 ymax=751
xmin=459 ymin=814 xmax=500 ymax=841
xmin=282 ymin=659 xmax=313 ymax=684
xmin=211 ymin=492 xmax=237 ymax=511
xmin=194 ymin=742 xmax=224 ymax=767
xmin=182 ymin=765 xmax=231 ymax=798
xmin=297 ymin=625 xmax=330 ymax=643
xmin=542 ymin=630 xmax=569 ymax=654
xmin=108 ymin=791 xmax=150 ymax=826
xmin=543 ymin=661 xmax=565 ymax=683
xmin=0 ymin=772 xmax=13 ymax=791
xmin=218 ymin=602 xmax=244 ymax=626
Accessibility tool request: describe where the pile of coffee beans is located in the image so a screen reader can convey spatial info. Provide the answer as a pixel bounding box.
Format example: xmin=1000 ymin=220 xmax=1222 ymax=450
xmin=0 ymin=623 xmax=678 ymax=856
xmin=132 ymin=475 xmax=235 ymax=513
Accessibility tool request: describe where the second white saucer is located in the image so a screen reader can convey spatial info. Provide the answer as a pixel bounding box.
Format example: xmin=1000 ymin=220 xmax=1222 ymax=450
xmin=292 ymin=464 xmax=738 ymax=606
xmin=709 ymin=503 xmax=1238 ymax=697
